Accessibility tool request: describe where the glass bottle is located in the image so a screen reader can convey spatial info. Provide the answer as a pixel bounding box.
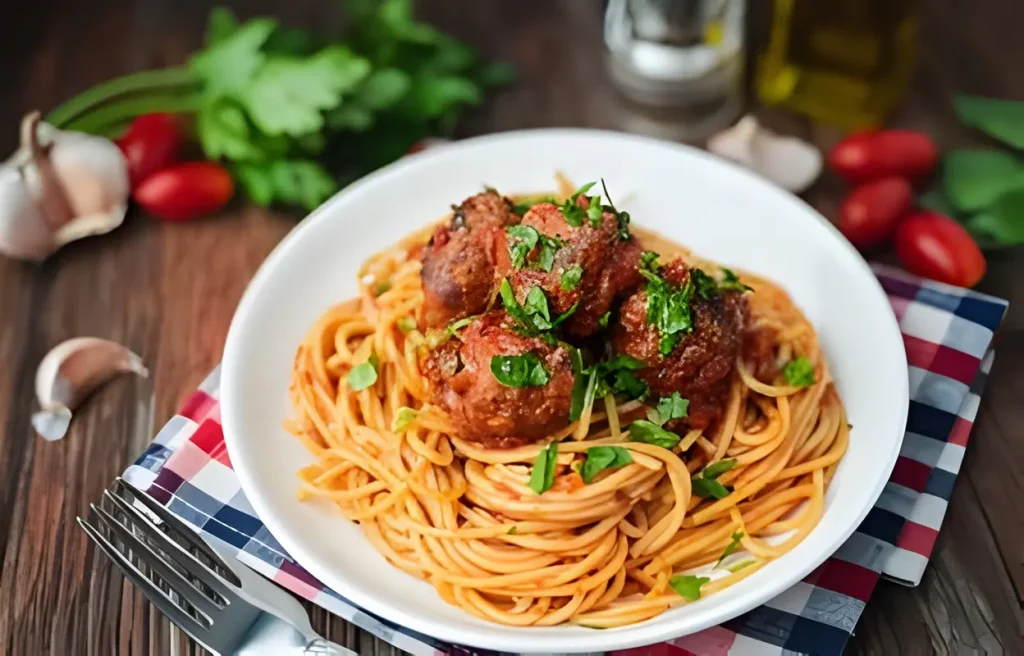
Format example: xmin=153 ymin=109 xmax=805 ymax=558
xmin=755 ymin=0 xmax=920 ymax=130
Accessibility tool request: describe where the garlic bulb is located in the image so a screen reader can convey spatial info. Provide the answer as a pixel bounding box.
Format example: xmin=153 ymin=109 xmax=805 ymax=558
xmin=707 ymin=115 xmax=823 ymax=194
xmin=33 ymin=337 xmax=148 ymax=441
xmin=0 ymin=112 xmax=129 ymax=261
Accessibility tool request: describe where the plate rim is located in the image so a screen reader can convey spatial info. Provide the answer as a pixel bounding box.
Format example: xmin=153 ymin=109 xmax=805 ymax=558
xmin=220 ymin=127 xmax=909 ymax=653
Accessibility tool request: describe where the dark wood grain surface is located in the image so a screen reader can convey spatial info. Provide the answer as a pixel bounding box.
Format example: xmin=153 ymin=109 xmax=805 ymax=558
xmin=0 ymin=1 xmax=1021 ymax=654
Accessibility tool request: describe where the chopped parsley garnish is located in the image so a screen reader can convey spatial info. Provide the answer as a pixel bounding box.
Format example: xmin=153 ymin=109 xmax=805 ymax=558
xmin=396 ymin=316 xmax=417 ymax=333
xmin=690 ymin=269 xmax=719 ymax=300
xmin=597 ymin=311 xmax=611 ymax=328
xmin=638 ymin=252 xmax=694 ymax=356
xmin=629 ymin=420 xmax=681 ymax=449
xmin=669 ymin=574 xmax=710 ymax=601
xmin=719 ymin=268 xmax=753 ymax=293
xmin=569 ymin=354 xmax=648 ymax=422
xmin=691 ymin=459 xmax=737 ymax=499
xmin=559 ymin=181 xmax=597 ymax=227
xmin=490 ymin=352 xmax=551 ymax=387
xmin=347 ymin=353 xmax=379 ymax=391
xmin=506 ymin=225 xmax=565 ymax=272
xmin=374 ymin=280 xmax=392 ymax=295
xmin=579 ymin=446 xmax=633 ymax=484
xmin=600 ymin=178 xmax=631 ymax=240
xmin=783 ymin=357 xmax=815 ymax=387
xmin=499 ymin=279 xmax=577 ymax=336
xmin=728 ymin=559 xmax=756 ymax=573
xmin=391 ymin=407 xmax=418 ymax=433
xmin=528 ymin=442 xmax=558 ymax=494
xmin=648 ymin=392 xmax=689 ymax=425
xmin=715 ymin=531 xmax=745 ymax=569
xmin=560 ymin=264 xmax=583 ymax=291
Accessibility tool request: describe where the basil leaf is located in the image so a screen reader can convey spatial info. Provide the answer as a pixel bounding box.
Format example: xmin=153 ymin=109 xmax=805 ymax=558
xmin=396 ymin=316 xmax=417 ymax=332
xmin=499 ymin=279 xmax=535 ymax=332
xmin=943 ymin=149 xmax=1024 ymax=212
xmin=715 ymin=531 xmax=745 ymax=569
xmin=955 ymin=95 xmax=1024 ymax=149
xmin=669 ymin=574 xmax=710 ymax=601
xmin=490 ymin=352 xmax=550 ymax=388
xmin=391 ymin=407 xmax=418 ymax=433
xmin=629 ymin=420 xmax=681 ymax=449
xmin=528 ymin=442 xmax=558 ymax=494
xmin=783 ymin=357 xmax=815 ymax=387
xmin=347 ymin=353 xmax=379 ymax=390
xmin=967 ymin=188 xmax=1024 ymax=245
xmin=580 ymin=446 xmax=633 ymax=484
xmin=507 ymin=225 xmax=540 ymax=269
xmin=561 ymin=264 xmax=584 ymax=291
xmin=524 ymin=287 xmax=552 ymax=328
xmin=917 ymin=186 xmax=961 ymax=217
xmin=692 ymin=476 xmax=731 ymax=499
xmin=701 ymin=458 xmax=737 ymax=480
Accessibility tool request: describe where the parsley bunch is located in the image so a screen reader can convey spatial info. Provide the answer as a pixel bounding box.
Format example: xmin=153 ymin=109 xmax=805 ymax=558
xmin=46 ymin=1 xmax=513 ymax=211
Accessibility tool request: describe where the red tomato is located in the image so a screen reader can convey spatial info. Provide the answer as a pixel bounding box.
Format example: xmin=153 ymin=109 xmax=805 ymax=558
xmin=894 ymin=211 xmax=986 ymax=288
xmin=838 ymin=176 xmax=913 ymax=248
xmin=828 ymin=130 xmax=938 ymax=184
xmin=133 ymin=162 xmax=234 ymax=222
xmin=116 ymin=113 xmax=182 ymax=188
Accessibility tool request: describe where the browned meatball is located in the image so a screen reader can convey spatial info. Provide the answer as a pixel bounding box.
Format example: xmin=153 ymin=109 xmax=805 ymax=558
xmin=612 ymin=260 xmax=746 ymax=430
xmin=420 ymin=191 xmax=519 ymax=328
xmin=422 ymin=312 xmax=574 ymax=448
xmin=506 ymin=201 xmax=643 ymax=337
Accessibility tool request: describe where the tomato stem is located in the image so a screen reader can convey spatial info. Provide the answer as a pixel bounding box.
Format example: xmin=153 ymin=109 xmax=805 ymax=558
xmin=62 ymin=93 xmax=205 ymax=135
xmin=46 ymin=67 xmax=196 ymax=128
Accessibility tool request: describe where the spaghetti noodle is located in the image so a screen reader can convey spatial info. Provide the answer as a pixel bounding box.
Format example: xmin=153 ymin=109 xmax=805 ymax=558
xmin=286 ymin=184 xmax=848 ymax=629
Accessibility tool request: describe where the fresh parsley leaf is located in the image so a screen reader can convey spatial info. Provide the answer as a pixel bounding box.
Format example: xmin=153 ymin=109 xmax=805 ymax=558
xmin=499 ymin=279 xmax=535 ymax=332
xmin=397 ymin=316 xmax=417 ymax=332
xmin=347 ymin=353 xmax=379 ymax=390
xmin=783 ymin=357 xmax=815 ymax=387
xmin=507 ymin=225 xmax=540 ymax=269
xmin=407 ymin=75 xmax=482 ymax=118
xmin=580 ymin=446 xmax=633 ymax=483
xmin=241 ymin=46 xmax=371 ymax=137
xmin=535 ymin=235 xmax=564 ymax=272
xmin=637 ymin=254 xmax=696 ymax=356
xmin=559 ymin=182 xmax=596 ymax=227
xmin=524 ymin=287 xmax=552 ymax=324
xmin=600 ymin=179 xmax=631 ymax=240
xmin=235 ymin=159 xmax=336 ymax=210
xmin=197 ymin=99 xmax=267 ymax=162
xmin=719 ymin=268 xmax=752 ymax=293
xmin=638 ymin=251 xmax=661 ymax=281
xmin=701 ymin=458 xmax=737 ymax=480
xmin=326 ymin=103 xmax=375 ymax=131
xmin=190 ymin=17 xmax=277 ymax=98
xmin=490 ymin=352 xmax=551 ymax=388
xmin=692 ymin=476 xmax=731 ymax=499
xmin=715 ymin=531 xmax=745 ymax=568
xmin=629 ymin=420 xmax=681 ymax=449
xmin=355 ymin=67 xmax=411 ymax=109
xmin=561 ymin=264 xmax=583 ymax=291
xmin=550 ymin=301 xmax=580 ymax=328
xmin=669 ymin=574 xmax=710 ymax=601
xmin=598 ymin=311 xmax=611 ymax=329
xmin=391 ymin=407 xmax=418 ymax=433
xmin=528 ymin=442 xmax=558 ymax=494
xmin=586 ymin=199 xmax=604 ymax=227
xmin=649 ymin=392 xmax=689 ymax=425
xmin=691 ymin=268 xmax=719 ymax=300
xmin=204 ymin=6 xmax=240 ymax=46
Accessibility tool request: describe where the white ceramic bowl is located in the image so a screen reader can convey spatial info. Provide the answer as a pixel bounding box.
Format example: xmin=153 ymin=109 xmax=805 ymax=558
xmin=221 ymin=129 xmax=908 ymax=653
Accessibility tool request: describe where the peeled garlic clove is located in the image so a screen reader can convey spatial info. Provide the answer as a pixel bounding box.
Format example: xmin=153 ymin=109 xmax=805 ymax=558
xmin=33 ymin=337 xmax=148 ymax=441
xmin=707 ymin=115 xmax=823 ymax=194
xmin=0 ymin=112 xmax=129 ymax=262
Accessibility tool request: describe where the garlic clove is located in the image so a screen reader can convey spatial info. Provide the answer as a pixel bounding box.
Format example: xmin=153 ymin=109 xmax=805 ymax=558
xmin=33 ymin=337 xmax=148 ymax=441
xmin=0 ymin=112 xmax=129 ymax=262
xmin=707 ymin=115 xmax=823 ymax=194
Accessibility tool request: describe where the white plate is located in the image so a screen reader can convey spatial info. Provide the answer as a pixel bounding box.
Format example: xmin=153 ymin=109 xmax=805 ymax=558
xmin=221 ymin=129 xmax=908 ymax=653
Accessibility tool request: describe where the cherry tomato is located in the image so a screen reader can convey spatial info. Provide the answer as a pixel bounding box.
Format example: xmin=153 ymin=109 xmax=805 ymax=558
xmin=115 ymin=113 xmax=182 ymax=188
xmin=828 ymin=130 xmax=938 ymax=184
xmin=894 ymin=211 xmax=986 ymax=288
xmin=133 ymin=162 xmax=234 ymax=222
xmin=838 ymin=176 xmax=914 ymax=248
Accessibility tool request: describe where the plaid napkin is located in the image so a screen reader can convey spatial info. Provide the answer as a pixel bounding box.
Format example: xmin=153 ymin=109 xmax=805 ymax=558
xmin=122 ymin=264 xmax=1007 ymax=656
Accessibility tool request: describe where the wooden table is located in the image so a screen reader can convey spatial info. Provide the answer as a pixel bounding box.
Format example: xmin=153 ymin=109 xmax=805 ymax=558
xmin=0 ymin=1 xmax=1020 ymax=654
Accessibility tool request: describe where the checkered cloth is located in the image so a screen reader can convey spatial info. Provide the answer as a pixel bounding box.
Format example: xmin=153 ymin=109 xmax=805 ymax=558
xmin=122 ymin=263 xmax=1007 ymax=656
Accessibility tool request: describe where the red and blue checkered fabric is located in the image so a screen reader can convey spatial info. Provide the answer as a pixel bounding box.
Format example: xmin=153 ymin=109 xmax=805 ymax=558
xmin=123 ymin=264 xmax=1007 ymax=656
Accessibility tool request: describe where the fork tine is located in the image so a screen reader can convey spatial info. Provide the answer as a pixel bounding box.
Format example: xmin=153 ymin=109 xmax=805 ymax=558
xmin=77 ymin=516 xmax=217 ymax=652
xmin=90 ymin=502 xmax=224 ymax=620
xmin=102 ymin=489 xmax=235 ymax=601
xmin=114 ymin=478 xmax=240 ymax=586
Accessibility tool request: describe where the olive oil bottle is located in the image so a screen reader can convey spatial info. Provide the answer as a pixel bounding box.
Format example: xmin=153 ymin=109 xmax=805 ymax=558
xmin=755 ymin=0 xmax=919 ymax=130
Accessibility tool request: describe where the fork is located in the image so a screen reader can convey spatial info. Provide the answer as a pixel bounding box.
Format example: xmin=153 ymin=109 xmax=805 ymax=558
xmin=77 ymin=478 xmax=357 ymax=655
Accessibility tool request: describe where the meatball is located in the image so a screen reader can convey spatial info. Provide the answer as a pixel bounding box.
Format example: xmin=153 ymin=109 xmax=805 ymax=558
xmin=423 ymin=312 xmax=574 ymax=448
xmin=612 ymin=260 xmax=746 ymax=430
xmin=507 ymin=201 xmax=643 ymax=337
xmin=420 ymin=191 xmax=519 ymax=328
